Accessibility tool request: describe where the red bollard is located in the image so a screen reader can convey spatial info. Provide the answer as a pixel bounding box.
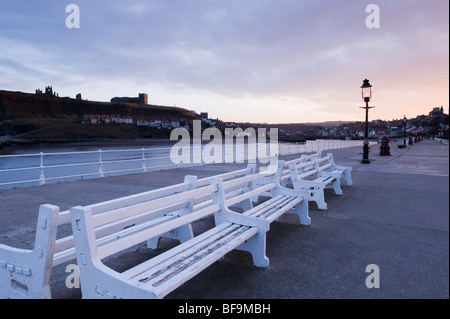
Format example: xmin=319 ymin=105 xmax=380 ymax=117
xmin=379 ymin=136 xmax=391 ymax=156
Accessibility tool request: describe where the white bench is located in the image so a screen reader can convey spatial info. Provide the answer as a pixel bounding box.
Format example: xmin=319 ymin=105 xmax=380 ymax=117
xmin=0 ymin=179 xmax=202 ymax=299
xmin=146 ymin=165 xmax=258 ymax=249
xmin=217 ymin=166 xmax=311 ymax=227
xmin=288 ymin=158 xmax=343 ymax=211
xmin=277 ymin=151 xmax=321 ymax=187
xmin=0 ymin=166 xmax=255 ymax=299
xmin=70 ymin=167 xmax=309 ymax=299
xmin=314 ymin=153 xmax=353 ymax=187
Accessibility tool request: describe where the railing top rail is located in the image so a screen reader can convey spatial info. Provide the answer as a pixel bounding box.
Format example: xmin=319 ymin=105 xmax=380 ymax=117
xmin=0 ymin=146 xmax=180 ymax=159
xmin=0 ymin=140 xmax=364 ymax=190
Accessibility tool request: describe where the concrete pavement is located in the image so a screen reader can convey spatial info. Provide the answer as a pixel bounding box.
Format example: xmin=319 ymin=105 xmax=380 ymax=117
xmin=0 ymin=139 xmax=448 ymax=299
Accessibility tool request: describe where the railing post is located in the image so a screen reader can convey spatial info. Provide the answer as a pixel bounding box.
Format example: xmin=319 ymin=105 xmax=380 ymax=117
xmin=39 ymin=152 xmax=46 ymax=186
xmin=98 ymin=149 xmax=104 ymax=178
xmin=142 ymin=148 xmax=147 ymax=172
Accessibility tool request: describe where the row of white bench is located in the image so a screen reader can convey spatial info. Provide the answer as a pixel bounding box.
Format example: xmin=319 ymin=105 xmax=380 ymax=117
xmin=0 ymin=152 xmax=352 ymax=299
xmin=277 ymin=151 xmax=352 ymax=210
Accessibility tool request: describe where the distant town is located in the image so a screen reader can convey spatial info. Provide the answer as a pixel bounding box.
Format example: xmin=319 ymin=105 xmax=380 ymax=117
xmin=70 ymin=81 xmax=448 ymax=141
xmin=81 ymin=106 xmax=449 ymax=140
xmin=1 ymin=86 xmax=448 ymax=147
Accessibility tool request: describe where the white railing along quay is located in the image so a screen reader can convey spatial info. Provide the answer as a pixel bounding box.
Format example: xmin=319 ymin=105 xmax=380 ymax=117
xmin=0 ymin=146 xmax=179 ymax=189
xmin=434 ymin=137 xmax=449 ymax=145
xmin=0 ymin=139 xmax=373 ymax=190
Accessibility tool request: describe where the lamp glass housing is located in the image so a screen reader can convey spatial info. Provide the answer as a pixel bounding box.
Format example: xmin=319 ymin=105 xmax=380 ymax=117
xmin=361 ymin=79 xmax=372 ymax=101
xmin=362 ymin=86 xmax=371 ymax=100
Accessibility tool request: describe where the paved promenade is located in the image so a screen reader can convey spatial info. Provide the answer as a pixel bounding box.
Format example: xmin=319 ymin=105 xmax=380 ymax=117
xmin=0 ymin=139 xmax=448 ymax=299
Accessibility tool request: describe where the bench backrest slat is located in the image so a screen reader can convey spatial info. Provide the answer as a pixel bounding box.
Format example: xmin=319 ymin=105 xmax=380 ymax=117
xmin=94 ymin=203 xmax=221 ymax=260
xmin=319 ymin=163 xmax=332 ymax=170
xmin=278 ymin=151 xmax=321 ymax=176
xmin=297 ymin=168 xmax=318 ymax=179
xmin=55 ymin=182 xmax=191 ymax=226
xmin=195 ymin=167 xmax=251 ymax=187
xmin=54 ymin=201 xmax=189 ymax=256
xmin=90 ymin=200 xmax=186 ymax=228
xmin=88 ymin=183 xmax=191 ymax=216
xmin=54 ymin=183 xmax=212 ymax=258
xmin=225 ymin=183 xmax=276 ymax=207
xmin=88 ymin=184 xmax=215 ymax=229
xmin=316 ymin=156 xmax=329 ymax=163
xmin=294 ymin=161 xmax=315 ymax=171
xmin=221 ymin=171 xmax=266 ymax=191
xmin=54 ymin=168 xmax=255 ymax=260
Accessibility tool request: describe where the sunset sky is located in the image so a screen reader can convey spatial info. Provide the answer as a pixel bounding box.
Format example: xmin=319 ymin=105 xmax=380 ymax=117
xmin=0 ymin=0 xmax=448 ymax=124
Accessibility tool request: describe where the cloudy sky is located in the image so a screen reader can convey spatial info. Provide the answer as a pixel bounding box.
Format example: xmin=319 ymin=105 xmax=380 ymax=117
xmin=0 ymin=0 xmax=448 ymax=123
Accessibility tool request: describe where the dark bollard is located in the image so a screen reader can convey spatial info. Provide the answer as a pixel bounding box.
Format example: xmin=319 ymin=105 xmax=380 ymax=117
xmin=408 ymin=137 xmax=413 ymax=145
xmin=379 ymin=136 xmax=391 ymax=156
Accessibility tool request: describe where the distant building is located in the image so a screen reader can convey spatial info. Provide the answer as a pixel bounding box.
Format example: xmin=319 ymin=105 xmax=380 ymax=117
xmin=429 ymin=106 xmax=445 ymax=118
xmin=82 ymin=114 xmax=133 ymax=124
xmin=111 ymin=93 xmax=148 ymax=104
xmin=35 ymin=85 xmax=58 ymax=97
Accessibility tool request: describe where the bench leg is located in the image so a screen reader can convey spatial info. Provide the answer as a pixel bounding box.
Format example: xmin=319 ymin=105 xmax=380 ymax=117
xmin=343 ymin=172 xmax=353 ymax=186
xmin=312 ymin=191 xmax=328 ymax=211
xmin=237 ymin=232 xmax=269 ymax=269
xmin=0 ymin=204 xmax=59 ymax=299
xmin=332 ymin=180 xmax=343 ymax=195
xmin=280 ymin=179 xmax=290 ymax=188
xmin=147 ymin=224 xmax=194 ymax=250
xmin=0 ymin=248 xmax=37 ymax=299
xmin=237 ymin=198 xmax=253 ymax=211
xmin=291 ymin=200 xmax=311 ymax=226
xmin=78 ymin=263 xmax=158 ymax=299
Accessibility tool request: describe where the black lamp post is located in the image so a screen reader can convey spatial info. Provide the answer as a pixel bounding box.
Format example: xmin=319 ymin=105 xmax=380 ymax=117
xmin=403 ymin=115 xmax=407 ymax=146
xmin=360 ymin=79 xmax=374 ymax=164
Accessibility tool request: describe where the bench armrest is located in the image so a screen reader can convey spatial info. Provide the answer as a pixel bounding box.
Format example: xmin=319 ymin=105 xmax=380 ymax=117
xmin=275 ymin=185 xmax=310 ymax=198
xmin=333 ymin=164 xmax=352 ymax=171
xmin=215 ymin=209 xmax=270 ymax=233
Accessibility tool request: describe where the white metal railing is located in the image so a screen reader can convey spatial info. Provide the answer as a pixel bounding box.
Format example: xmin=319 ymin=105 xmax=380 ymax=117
xmin=434 ymin=137 xmax=449 ymax=145
xmin=0 ymin=139 xmax=372 ymax=190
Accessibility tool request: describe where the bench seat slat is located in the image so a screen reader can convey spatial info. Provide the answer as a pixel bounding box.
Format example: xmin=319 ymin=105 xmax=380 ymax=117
xmin=124 ymin=222 xmax=258 ymax=297
xmin=242 ymin=194 xmax=285 ymax=216
xmin=138 ymin=223 xmax=249 ymax=285
xmin=154 ymin=226 xmax=258 ymax=297
xmin=122 ymin=222 xmax=235 ymax=278
xmin=247 ymin=195 xmax=303 ymax=223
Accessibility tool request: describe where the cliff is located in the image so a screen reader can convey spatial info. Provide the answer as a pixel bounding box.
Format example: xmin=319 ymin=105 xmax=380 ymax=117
xmin=0 ymin=90 xmax=199 ymax=144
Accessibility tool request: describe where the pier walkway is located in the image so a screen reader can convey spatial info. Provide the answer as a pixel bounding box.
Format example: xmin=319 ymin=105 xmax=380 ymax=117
xmin=0 ymin=139 xmax=448 ymax=299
